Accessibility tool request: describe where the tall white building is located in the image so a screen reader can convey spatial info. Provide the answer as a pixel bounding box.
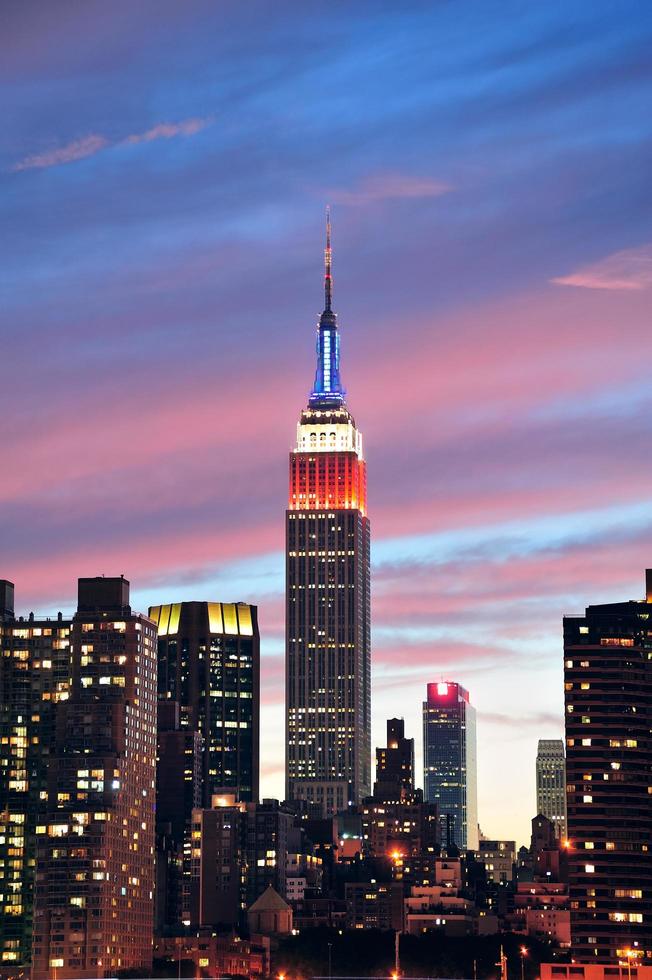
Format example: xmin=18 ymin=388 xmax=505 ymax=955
xmin=535 ymin=739 xmax=566 ymax=839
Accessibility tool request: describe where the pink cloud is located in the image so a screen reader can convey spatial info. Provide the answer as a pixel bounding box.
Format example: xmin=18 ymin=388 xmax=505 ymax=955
xmin=330 ymin=172 xmax=451 ymax=205
xmin=373 ymin=535 xmax=651 ymax=631
xmin=552 ymin=244 xmax=652 ymax=291
xmin=3 ymin=282 xmax=652 ymax=617
xmin=6 ymin=519 xmax=281 ymax=611
xmin=371 ymin=642 xmax=520 ymax=688
xmin=11 ymin=116 xmax=213 ymax=171
xmin=124 ymin=116 xmax=213 ymax=144
xmin=12 ymin=134 xmax=108 ymax=171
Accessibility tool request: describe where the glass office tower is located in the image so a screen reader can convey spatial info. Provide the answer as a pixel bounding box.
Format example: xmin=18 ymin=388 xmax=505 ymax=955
xmin=423 ymin=681 xmax=478 ymax=850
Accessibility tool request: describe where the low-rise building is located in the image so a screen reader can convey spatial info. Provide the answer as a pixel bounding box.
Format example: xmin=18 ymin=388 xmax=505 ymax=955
xmin=154 ymin=932 xmax=270 ymax=978
xmin=247 ymin=886 xmax=293 ymax=936
xmin=292 ymin=895 xmax=347 ymax=930
xmin=510 ymin=881 xmax=570 ymax=945
xmin=541 ymin=965 xmax=651 ymax=980
xmin=476 ymin=839 xmax=516 ymax=884
xmin=345 ymin=881 xmax=404 ymax=932
xmin=404 ymin=884 xmax=499 ymax=937
xmin=286 ymin=852 xmax=322 ymax=903
xmin=360 ymin=794 xmax=439 ymax=860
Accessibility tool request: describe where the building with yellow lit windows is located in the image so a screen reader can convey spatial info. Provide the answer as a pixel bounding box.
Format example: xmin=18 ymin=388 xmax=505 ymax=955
xmin=564 ymin=569 xmax=652 ymax=965
xmin=150 ymin=600 xmax=259 ymax=931
xmin=30 ymin=577 xmax=157 ymax=980
xmin=150 ymin=600 xmax=260 ymax=806
xmin=0 ymin=580 xmax=72 ymax=976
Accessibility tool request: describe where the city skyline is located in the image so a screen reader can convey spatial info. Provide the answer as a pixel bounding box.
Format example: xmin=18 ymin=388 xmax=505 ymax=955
xmin=4 ymin=2 xmax=652 ymax=846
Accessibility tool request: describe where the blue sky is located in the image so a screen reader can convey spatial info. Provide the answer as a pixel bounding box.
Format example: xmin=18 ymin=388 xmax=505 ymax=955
xmin=2 ymin=0 xmax=652 ymax=842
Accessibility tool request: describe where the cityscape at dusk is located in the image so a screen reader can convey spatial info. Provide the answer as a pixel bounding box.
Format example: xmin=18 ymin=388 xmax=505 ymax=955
xmin=2 ymin=2 xmax=652 ymax=977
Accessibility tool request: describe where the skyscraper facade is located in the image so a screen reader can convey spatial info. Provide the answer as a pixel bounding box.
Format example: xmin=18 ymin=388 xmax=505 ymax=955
xmin=423 ymin=681 xmax=478 ymax=850
xmin=536 ymin=738 xmax=567 ymax=839
xmin=190 ymin=798 xmax=246 ymax=927
xmin=564 ymin=570 xmax=652 ymax=965
xmin=286 ymin=214 xmax=371 ymax=815
xmin=155 ymin=701 xmax=202 ymax=930
xmin=151 ymin=601 xmax=260 ymax=805
xmin=374 ymin=717 xmax=415 ymax=800
xmin=31 ymin=577 xmax=157 ymax=980
xmin=0 ymin=581 xmax=72 ymax=973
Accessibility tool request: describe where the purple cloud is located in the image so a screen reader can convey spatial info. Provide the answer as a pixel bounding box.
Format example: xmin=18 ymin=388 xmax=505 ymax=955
xmin=11 ymin=116 xmax=213 ymax=171
xmin=552 ymin=244 xmax=652 ymax=291
xmin=330 ymin=172 xmax=451 ymax=205
xmin=124 ymin=116 xmax=214 ymax=144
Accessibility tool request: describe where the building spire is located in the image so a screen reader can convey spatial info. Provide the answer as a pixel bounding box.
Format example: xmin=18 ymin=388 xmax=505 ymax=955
xmin=324 ymin=205 xmax=332 ymax=313
xmin=310 ymin=208 xmax=344 ymax=407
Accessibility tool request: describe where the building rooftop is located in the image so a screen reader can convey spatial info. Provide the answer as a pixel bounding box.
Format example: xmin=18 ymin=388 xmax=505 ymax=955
xmin=248 ymin=885 xmax=291 ymax=913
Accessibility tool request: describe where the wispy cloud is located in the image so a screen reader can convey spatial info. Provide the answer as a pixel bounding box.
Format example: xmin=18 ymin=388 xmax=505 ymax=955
xmin=330 ymin=172 xmax=451 ymax=205
xmin=13 ymin=134 xmax=109 ymax=171
xmin=552 ymin=244 xmax=652 ymax=291
xmin=12 ymin=116 xmax=214 ymax=171
xmin=480 ymin=710 xmax=562 ymax=729
xmin=124 ymin=117 xmax=213 ymax=144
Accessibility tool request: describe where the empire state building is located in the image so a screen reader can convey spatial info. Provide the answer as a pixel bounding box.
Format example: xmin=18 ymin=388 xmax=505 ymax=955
xmin=286 ymin=213 xmax=371 ymax=815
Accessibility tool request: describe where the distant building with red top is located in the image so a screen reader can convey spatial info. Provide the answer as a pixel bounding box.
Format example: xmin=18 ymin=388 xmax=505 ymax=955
xmin=423 ymin=682 xmax=478 ymax=849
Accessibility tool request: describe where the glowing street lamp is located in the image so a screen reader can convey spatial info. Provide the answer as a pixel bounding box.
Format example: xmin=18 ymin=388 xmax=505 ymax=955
xmin=624 ymin=949 xmax=636 ymax=980
xmin=520 ymin=946 xmax=528 ymax=980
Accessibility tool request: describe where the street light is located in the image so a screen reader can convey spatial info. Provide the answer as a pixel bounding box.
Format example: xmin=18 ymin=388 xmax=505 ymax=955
xmin=520 ymin=946 xmax=528 ymax=980
xmin=624 ymin=949 xmax=635 ymax=980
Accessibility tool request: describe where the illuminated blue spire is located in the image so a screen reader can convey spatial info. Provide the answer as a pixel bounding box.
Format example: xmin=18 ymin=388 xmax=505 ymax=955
xmin=309 ymin=208 xmax=345 ymax=408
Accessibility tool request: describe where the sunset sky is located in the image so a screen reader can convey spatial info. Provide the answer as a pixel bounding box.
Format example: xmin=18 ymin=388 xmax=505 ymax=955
xmin=3 ymin=1 xmax=652 ymax=844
